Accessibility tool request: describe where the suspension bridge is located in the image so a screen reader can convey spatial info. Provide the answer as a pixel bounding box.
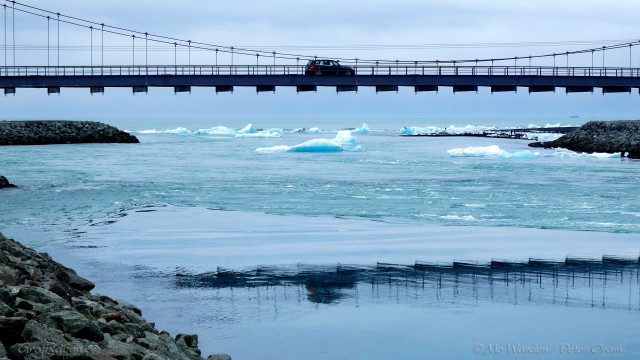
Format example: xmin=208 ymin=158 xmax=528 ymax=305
xmin=1 ymin=1 xmax=640 ymax=95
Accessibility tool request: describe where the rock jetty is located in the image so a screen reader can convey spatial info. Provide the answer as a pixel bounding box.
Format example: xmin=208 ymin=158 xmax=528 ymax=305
xmin=542 ymin=120 xmax=640 ymax=158
xmin=0 ymin=121 xmax=138 ymax=146
xmin=0 ymin=233 xmax=231 ymax=360
xmin=0 ymin=176 xmax=16 ymax=189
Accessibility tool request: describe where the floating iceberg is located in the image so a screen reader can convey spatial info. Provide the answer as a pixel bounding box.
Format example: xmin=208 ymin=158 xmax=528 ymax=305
xmin=255 ymin=130 xmax=363 ymax=153
xmin=551 ymin=149 xmax=621 ymax=158
xmin=401 ymin=125 xmax=496 ymax=136
xmin=535 ymin=133 xmax=563 ymax=142
xmin=193 ymin=126 xmax=237 ymax=135
xmin=448 ymin=145 xmax=539 ymax=159
xmin=163 ymin=127 xmax=192 ymax=134
xmin=237 ymin=124 xmax=256 ymax=134
xmin=352 ymin=123 xmax=370 ymax=133
xmin=236 ymin=128 xmax=283 ymax=138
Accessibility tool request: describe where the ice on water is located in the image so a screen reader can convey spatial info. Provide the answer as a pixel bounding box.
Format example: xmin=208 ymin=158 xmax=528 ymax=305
xmin=255 ymin=130 xmax=363 ymax=153
xmin=447 ymin=145 xmax=621 ymax=159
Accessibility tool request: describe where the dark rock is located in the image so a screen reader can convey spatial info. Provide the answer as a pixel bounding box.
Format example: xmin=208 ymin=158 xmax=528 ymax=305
xmin=0 ymin=316 xmax=28 ymax=347
xmin=0 ymin=232 xmax=231 ymax=360
xmin=0 ymin=120 xmax=139 ymax=146
xmin=176 ymin=334 xmax=199 ymax=349
xmin=527 ymin=141 xmax=552 ymax=148
xmin=54 ymin=268 xmax=95 ymax=292
xmin=0 ymin=300 xmax=14 ymax=316
xmin=0 ymin=175 xmax=17 ymax=189
xmin=550 ymin=120 xmax=640 ymax=156
xmin=207 ymin=355 xmax=232 ymax=360
xmin=51 ymin=311 xmax=104 ymax=342
xmin=18 ymin=286 xmax=66 ymax=306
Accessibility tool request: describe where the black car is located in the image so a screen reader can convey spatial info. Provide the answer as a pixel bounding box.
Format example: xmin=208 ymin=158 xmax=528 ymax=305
xmin=305 ymin=60 xmax=354 ymax=75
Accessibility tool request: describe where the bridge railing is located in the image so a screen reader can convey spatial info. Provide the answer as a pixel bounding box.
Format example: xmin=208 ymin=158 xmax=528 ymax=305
xmin=1 ymin=65 xmax=639 ymax=77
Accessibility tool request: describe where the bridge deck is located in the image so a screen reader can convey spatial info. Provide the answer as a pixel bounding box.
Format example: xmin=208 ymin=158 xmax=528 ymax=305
xmin=1 ymin=65 xmax=640 ymax=91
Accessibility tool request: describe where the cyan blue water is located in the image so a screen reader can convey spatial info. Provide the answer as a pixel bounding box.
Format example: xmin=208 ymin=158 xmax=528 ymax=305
xmin=1 ymin=116 xmax=639 ymax=237
xmin=2 ymin=116 xmax=640 ymax=359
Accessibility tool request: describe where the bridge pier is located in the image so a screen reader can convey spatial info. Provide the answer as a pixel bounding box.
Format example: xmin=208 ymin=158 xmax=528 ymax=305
xmin=174 ymin=86 xmax=191 ymax=94
xmin=216 ymin=85 xmax=233 ymax=94
xmin=491 ymin=85 xmax=517 ymax=93
xmin=256 ymin=85 xmax=275 ymax=93
xmin=376 ymin=85 xmax=399 ymax=93
xmin=602 ymin=86 xmax=631 ymax=94
xmin=415 ymin=85 xmax=438 ymax=93
xmin=529 ymin=86 xmax=555 ymax=93
xmin=90 ymin=86 xmax=104 ymax=95
xmin=296 ymin=85 xmax=317 ymax=93
xmin=453 ymin=85 xmax=478 ymax=93
xmin=47 ymin=87 xmax=60 ymax=95
xmin=132 ymin=86 xmax=148 ymax=94
xmin=337 ymin=85 xmax=358 ymax=93
xmin=565 ymin=86 xmax=593 ymax=94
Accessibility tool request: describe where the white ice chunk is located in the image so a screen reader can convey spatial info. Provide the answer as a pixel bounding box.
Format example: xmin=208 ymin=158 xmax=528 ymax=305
xmin=352 ymin=123 xmax=370 ymax=133
xmin=236 ymin=128 xmax=283 ymax=138
xmin=163 ymin=127 xmax=192 ymax=134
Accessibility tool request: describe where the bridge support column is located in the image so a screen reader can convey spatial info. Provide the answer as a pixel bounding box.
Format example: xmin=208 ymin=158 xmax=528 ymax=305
xmin=415 ymin=85 xmax=438 ymax=93
xmin=47 ymin=87 xmax=60 ymax=95
xmin=602 ymin=86 xmax=631 ymax=94
xmin=565 ymin=86 xmax=593 ymax=94
xmin=336 ymin=85 xmax=358 ymax=93
xmin=491 ymin=85 xmax=517 ymax=93
xmin=453 ymin=85 xmax=478 ymax=93
xmin=256 ymin=85 xmax=275 ymax=93
xmin=296 ymin=85 xmax=317 ymax=93
xmin=174 ymin=86 xmax=191 ymax=94
xmin=133 ymin=86 xmax=148 ymax=94
xmin=376 ymin=85 xmax=398 ymax=93
xmin=216 ymin=85 xmax=233 ymax=94
xmin=3 ymin=87 xmax=16 ymax=95
xmin=90 ymin=87 xmax=104 ymax=95
xmin=528 ymin=86 xmax=555 ymax=93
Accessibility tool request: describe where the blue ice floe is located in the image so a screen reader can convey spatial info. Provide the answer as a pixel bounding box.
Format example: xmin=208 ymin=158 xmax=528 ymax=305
xmin=447 ymin=145 xmax=621 ymax=159
xmin=255 ymin=130 xmax=363 ymax=153
xmin=236 ymin=128 xmax=283 ymax=138
xmin=447 ymin=145 xmax=537 ymax=159
xmin=351 ymin=123 xmax=370 ymax=133
xmin=400 ymin=125 xmax=496 ymax=136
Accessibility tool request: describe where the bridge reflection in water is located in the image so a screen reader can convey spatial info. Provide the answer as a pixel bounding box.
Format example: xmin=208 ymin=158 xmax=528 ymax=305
xmin=173 ymin=257 xmax=640 ymax=311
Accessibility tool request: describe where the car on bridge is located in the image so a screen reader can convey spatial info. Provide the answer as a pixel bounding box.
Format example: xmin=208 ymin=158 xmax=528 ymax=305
xmin=305 ymin=60 xmax=355 ymax=75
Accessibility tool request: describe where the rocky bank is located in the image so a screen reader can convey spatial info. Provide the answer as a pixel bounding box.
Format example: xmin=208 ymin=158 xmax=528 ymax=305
xmin=0 ymin=233 xmax=231 ymax=360
xmin=544 ymin=120 xmax=640 ymax=158
xmin=0 ymin=121 xmax=138 ymax=146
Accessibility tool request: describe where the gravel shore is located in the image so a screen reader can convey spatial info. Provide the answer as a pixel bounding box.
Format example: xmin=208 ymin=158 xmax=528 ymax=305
xmin=0 ymin=233 xmax=231 ymax=360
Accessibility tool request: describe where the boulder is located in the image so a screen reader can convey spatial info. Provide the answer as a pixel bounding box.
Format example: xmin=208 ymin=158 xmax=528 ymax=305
xmin=207 ymin=355 xmax=232 ymax=360
xmin=0 ymin=176 xmax=16 ymax=189
xmin=50 ymin=311 xmax=104 ymax=342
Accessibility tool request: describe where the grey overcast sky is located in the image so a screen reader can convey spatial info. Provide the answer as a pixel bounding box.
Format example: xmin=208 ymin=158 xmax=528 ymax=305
xmin=1 ymin=0 xmax=639 ymax=122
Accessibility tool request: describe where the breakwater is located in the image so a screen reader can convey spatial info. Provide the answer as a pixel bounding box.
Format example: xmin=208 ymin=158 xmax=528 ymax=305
xmin=549 ymin=120 xmax=640 ymax=158
xmin=0 ymin=121 xmax=138 ymax=146
xmin=0 ymin=233 xmax=230 ymax=360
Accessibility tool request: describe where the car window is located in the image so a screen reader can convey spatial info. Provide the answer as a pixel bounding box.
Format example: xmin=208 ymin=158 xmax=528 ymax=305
xmin=330 ymin=61 xmax=338 ymax=66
